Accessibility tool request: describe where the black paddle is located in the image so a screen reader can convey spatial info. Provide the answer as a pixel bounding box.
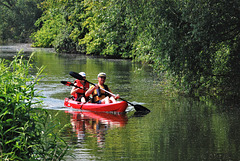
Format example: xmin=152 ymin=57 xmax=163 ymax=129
xmin=69 ymin=71 xmax=151 ymax=113
xmin=60 ymin=81 xmax=83 ymax=89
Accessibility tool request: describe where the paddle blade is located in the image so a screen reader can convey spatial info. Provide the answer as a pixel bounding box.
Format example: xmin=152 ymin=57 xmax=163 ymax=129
xmin=69 ymin=71 xmax=95 ymax=86
xmin=61 ymin=81 xmax=73 ymax=86
xmin=69 ymin=71 xmax=84 ymax=80
xmin=133 ymin=111 xmax=150 ymax=117
xmin=133 ymin=104 xmax=151 ymax=113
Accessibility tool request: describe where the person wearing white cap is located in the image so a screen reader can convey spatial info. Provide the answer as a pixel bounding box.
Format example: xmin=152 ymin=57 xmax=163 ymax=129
xmin=70 ymin=72 xmax=89 ymax=102
xmin=85 ymin=72 xmax=120 ymax=104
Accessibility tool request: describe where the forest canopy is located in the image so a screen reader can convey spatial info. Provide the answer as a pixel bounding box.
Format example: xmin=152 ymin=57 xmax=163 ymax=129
xmin=0 ymin=0 xmax=43 ymax=43
xmin=1 ymin=0 xmax=240 ymax=100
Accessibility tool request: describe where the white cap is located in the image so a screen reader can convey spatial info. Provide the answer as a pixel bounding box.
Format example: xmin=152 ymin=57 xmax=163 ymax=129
xmin=79 ymin=72 xmax=86 ymax=77
xmin=98 ymin=72 xmax=106 ymax=77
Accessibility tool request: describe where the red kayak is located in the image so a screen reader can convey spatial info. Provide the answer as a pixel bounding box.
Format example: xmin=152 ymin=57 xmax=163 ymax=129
xmin=64 ymin=98 xmax=128 ymax=113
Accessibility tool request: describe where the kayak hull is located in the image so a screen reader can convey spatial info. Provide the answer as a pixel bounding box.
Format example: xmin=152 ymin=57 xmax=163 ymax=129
xmin=64 ymin=98 xmax=128 ymax=113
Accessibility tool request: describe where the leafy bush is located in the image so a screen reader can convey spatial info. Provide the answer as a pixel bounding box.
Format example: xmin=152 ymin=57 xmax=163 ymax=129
xmin=0 ymin=53 xmax=68 ymax=160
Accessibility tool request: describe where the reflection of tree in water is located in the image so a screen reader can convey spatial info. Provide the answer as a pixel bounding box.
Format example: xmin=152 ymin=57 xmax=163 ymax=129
xmin=67 ymin=111 xmax=128 ymax=147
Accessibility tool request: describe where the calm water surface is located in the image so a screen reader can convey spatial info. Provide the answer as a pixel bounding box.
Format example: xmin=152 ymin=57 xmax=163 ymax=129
xmin=1 ymin=45 xmax=240 ymax=160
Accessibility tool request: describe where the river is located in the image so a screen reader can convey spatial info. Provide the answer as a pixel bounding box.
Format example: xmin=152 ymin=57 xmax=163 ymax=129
xmin=1 ymin=44 xmax=240 ymax=160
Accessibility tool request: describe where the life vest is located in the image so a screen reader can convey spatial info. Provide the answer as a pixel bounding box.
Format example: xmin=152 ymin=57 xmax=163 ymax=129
xmin=72 ymin=80 xmax=89 ymax=100
xmin=92 ymin=84 xmax=110 ymax=103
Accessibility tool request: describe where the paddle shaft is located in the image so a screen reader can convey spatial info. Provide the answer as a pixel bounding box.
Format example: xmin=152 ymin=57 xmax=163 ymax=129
xmin=61 ymin=81 xmax=84 ymax=89
xmin=72 ymin=84 xmax=83 ymax=89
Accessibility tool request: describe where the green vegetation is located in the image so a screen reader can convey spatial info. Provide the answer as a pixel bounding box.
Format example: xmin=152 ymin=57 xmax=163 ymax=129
xmin=0 ymin=0 xmax=43 ymax=43
xmin=1 ymin=0 xmax=239 ymax=100
xmin=31 ymin=0 xmax=240 ymax=99
xmin=0 ymin=53 xmax=68 ymax=160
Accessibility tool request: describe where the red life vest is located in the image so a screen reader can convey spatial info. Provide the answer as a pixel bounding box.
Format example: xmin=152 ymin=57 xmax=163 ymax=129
xmin=72 ymin=80 xmax=89 ymax=99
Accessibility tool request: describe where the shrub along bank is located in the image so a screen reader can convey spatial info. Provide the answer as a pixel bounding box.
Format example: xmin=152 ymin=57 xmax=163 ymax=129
xmin=0 ymin=53 xmax=68 ymax=160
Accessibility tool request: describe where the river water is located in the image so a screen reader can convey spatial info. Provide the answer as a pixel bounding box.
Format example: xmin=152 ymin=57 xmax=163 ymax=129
xmin=1 ymin=44 xmax=240 ymax=160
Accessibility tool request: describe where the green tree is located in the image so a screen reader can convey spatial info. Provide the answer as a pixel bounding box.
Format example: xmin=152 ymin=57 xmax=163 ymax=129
xmin=149 ymin=0 xmax=240 ymax=96
xmin=0 ymin=0 xmax=43 ymax=43
xmin=79 ymin=0 xmax=135 ymax=57
xmin=123 ymin=0 xmax=240 ymax=97
xmin=31 ymin=0 xmax=89 ymax=53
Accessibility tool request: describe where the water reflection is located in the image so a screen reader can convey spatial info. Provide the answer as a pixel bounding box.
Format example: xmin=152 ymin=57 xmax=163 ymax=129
xmin=65 ymin=111 xmax=128 ymax=147
xmin=3 ymin=45 xmax=240 ymax=161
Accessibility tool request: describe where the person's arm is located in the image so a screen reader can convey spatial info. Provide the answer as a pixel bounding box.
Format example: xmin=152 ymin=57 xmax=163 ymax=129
xmin=114 ymin=94 xmax=120 ymax=100
xmin=108 ymin=87 xmax=120 ymax=99
xmin=110 ymin=93 xmax=120 ymax=100
xmin=85 ymin=85 xmax=98 ymax=97
xmin=70 ymin=83 xmax=79 ymax=95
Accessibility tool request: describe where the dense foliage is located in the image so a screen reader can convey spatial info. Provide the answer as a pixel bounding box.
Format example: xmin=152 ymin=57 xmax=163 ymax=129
xmin=0 ymin=0 xmax=43 ymax=43
xmin=31 ymin=0 xmax=240 ymax=99
xmin=0 ymin=53 xmax=68 ymax=160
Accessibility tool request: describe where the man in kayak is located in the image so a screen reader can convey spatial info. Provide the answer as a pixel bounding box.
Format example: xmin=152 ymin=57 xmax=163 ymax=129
xmin=70 ymin=72 xmax=89 ymax=102
xmin=85 ymin=72 xmax=120 ymax=104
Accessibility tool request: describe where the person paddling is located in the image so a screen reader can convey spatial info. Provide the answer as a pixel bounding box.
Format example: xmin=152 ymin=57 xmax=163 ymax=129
xmin=70 ymin=72 xmax=89 ymax=102
xmin=85 ymin=72 xmax=120 ymax=104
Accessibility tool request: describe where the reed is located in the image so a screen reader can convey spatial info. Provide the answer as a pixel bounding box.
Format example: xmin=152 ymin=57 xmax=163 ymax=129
xmin=0 ymin=52 xmax=68 ymax=160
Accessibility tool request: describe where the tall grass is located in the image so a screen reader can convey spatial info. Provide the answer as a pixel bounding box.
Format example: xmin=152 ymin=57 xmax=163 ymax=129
xmin=0 ymin=53 xmax=68 ymax=160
